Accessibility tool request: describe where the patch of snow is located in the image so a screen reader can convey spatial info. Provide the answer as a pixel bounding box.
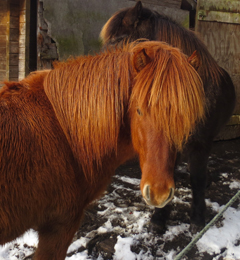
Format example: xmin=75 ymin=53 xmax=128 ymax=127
xmin=115 ymin=176 xmax=140 ymax=186
xmin=197 ymin=206 xmax=240 ymax=258
xmin=229 ymin=180 xmax=240 ymax=189
xmin=113 ymin=236 xmax=136 ymax=260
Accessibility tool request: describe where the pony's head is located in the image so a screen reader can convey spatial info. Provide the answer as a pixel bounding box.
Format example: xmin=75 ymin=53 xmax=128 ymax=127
xmin=100 ymin=1 xmax=155 ymax=45
xmin=129 ymin=42 xmax=205 ymax=207
xmin=43 ymin=41 xmax=205 ymax=208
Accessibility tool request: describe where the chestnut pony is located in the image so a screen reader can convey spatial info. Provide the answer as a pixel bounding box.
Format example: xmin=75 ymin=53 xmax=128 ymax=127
xmin=0 ymin=41 xmax=204 ymax=259
xmin=100 ymin=1 xmax=236 ymax=232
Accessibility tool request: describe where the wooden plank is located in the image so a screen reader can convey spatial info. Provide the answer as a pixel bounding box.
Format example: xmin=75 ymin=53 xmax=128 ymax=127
xmin=0 ymin=71 xmax=7 ymax=82
xmin=18 ymin=71 xmax=25 ymax=81
xmin=0 ymin=2 xmax=8 ymax=13
xmin=0 ymin=47 xmax=6 ymax=57
xmin=139 ymin=0 xmax=182 ymax=9
xmin=9 ymin=28 xmax=19 ymax=42
xmin=198 ymin=0 xmax=240 ymax=13
xmin=10 ymin=16 xmax=19 ymax=29
xmin=0 ymin=36 xmax=7 ymax=48
xmin=0 ymin=12 xmax=10 ymax=24
xmin=197 ymin=21 xmax=240 ymax=75
xmin=9 ymin=65 xmax=19 ymax=79
xmin=0 ymin=47 xmax=6 ymax=61
xmin=231 ymin=74 xmax=240 ymax=114
xmin=19 ymin=22 xmax=26 ymax=35
xmin=10 ymin=4 xmax=20 ymax=17
xmin=19 ymin=34 xmax=25 ymax=47
xmin=0 ymin=24 xmax=7 ymax=35
xmin=19 ymin=59 xmax=25 ymax=74
xmin=0 ymin=60 xmax=6 ymax=70
xmin=197 ymin=20 xmax=240 ymax=114
xmin=9 ymin=53 xmax=19 ymax=66
xmin=9 ymin=42 xmax=19 ymax=54
xmin=198 ymin=10 xmax=240 ymax=24
xmin=19 ymin=11 xmax=26 ymax=23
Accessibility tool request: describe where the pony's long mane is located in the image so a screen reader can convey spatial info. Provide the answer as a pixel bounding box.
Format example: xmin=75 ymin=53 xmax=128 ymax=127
xmin=153 ymin=13 xmax=222 ymax=85
xmin=44 ymin=47 xmax=134 ymax=181
xmin=44 ymin=41 xmax=205 ymax=181
xmin=130 ymin=41 xmax=205 ymax=149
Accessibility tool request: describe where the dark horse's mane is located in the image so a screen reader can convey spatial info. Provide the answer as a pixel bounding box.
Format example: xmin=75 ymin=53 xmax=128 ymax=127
xmin=44 ymin=41 xmax=204 ymax=182
xmin=100 ymin=6 xmax=222 ymax=87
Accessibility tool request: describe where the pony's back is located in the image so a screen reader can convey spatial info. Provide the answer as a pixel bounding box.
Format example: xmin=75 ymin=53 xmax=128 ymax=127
xmin=0 ymin=71 xmax=80 ymax=243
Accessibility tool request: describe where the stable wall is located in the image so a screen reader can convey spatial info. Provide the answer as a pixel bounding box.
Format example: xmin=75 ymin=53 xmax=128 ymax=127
xmin=196 ymin=0 xmax=240 ymax=139
xmin=41 ymin=0 xmax=189 ymax=60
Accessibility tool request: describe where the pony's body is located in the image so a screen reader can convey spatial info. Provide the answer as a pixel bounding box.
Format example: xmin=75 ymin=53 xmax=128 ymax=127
xmin=0 ymin=41 xmax=205 ymax=259
xmin=100 ymin=1 xmax=236 ymax=232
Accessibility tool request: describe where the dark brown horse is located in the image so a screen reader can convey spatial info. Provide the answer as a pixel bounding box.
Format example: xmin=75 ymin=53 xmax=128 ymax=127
xmin=0 ymin=41 xmax=205 ymax=259
xmin=100 ymin=1 xmax=236 ymax=233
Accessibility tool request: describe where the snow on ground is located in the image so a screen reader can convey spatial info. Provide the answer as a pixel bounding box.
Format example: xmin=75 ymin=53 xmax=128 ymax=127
xmin=1 ymin=140 xmax=240 ymax=260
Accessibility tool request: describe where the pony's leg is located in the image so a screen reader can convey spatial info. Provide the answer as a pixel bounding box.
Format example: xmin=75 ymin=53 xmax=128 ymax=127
xmin=150 ymin=204 xmax=172 ymax=233
xmin=34 ymin=218 xmax=82 ymax=260
xmin=188 ymin=144 xmax=211 ymax=233
xmin=150 ymin=153 xmax=180 ymax=232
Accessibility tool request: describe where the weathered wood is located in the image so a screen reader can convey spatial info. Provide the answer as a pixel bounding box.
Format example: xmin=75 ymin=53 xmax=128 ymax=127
xmin=9 ymin=53 xmax=19 ymax=66
xmin=0 ymin=36 xmax=6 ymax=47
xmin=0 ymin=12 xmax=9 ymax=24
xmin=198 ymin=0 xmax=240 ymax=13
xmin=10 ymin=4 xmax=20 ymax=17
xmin=0 ymin=25 xmax=7 ymax=35
xmin=196 ymin=0 xmax=240 ymax=140
xmin=197 ymin=0 xmax=240 ymax=24
xmin=9 ymin=65 xmax=18 ymax=79
xmin=19 ymin=58 xmax=25 ymax=70
xmin=19 ymin=21 xmax=25 ymax=35
xmin=198 ymin=10 xmax=240 ymax=24
xmin=0 ymin=47 xmax=7 ymax=61
xmin=0 ymin=46 xmax=6 ymax=57
xmin=0 ymin=60 xmax=6 ymax=70
xmin=0 ymin=71 xmax=7 ymax=80
xmin=10 ymin=42 xmax=19 ymax=54
xmin=0 ymin=3 xmax=8 ymax=14
xmin=19 ymin=34 xmax=25 ymax=47
xmin=19 ymin=10 xmax=26 ymax=23
xmin=10 ymin=16 xmax=20 ymax=29
xmin=197 ymin=20 xmax=240 ymax=113
xmin=9 ymin=28 xmax=19 ymax=42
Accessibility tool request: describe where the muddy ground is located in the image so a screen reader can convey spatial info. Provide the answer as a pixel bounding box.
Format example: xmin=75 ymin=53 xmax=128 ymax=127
xmin=66 ymin=138 xmax=240 ymax=260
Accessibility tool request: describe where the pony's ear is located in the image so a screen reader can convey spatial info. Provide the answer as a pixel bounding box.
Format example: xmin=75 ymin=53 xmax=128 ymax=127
xmin=123 ymin=1 xmax=143 ymax=26
xmin=133 ymin=48 xmax=152 ymax=72
xmin=188 ymin=50 xmax=200 ymax=70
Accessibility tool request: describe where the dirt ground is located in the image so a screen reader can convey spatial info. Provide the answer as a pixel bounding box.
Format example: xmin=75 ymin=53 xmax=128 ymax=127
xmin=72 ymin=137 xmax=240 ymax=260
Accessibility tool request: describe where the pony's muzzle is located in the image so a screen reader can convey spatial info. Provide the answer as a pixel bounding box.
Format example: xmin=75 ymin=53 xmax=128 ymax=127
xmin=142 ymin=185 xmax=174 ymax=208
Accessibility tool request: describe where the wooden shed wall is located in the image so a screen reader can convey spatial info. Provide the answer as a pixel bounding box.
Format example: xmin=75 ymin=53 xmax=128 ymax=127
xmin=196 ymin=0 xmax=240 ymax=114
xmin=0 ymin=0 xmax=9 ymax=85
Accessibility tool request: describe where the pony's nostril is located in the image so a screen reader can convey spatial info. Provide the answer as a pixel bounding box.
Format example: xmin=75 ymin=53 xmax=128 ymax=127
xmin=143 ymin=185 xmax=151 ymax=201
xmin=167 ymin=187 xmax=174 ymax=202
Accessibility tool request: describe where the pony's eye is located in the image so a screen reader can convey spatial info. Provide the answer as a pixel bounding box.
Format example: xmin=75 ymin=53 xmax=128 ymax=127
xmin=137 ymin=108 xmax=142 ymax=116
